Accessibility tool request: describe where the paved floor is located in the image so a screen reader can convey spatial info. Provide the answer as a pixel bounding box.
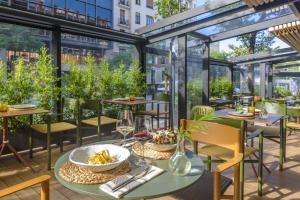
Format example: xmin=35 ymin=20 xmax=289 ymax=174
xmin=1 ymin=132 xmax=300 ymax=200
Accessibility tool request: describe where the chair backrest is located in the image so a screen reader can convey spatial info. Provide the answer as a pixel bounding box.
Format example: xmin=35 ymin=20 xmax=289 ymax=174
xmin=263 ymin=100 xmax=287 ymax=115
xmin=181 ymin=119 xmax=241 ymax=157
xmin=190 ymin=105 xmax=214 ymax=120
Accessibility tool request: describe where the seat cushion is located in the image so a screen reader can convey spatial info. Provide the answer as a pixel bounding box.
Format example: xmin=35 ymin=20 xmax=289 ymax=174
xmin=199 ymin=144 xmax=257 ymax=160
xmin=31 ymin=122 xmax=77 ymax=134
xmin=287 ymin=122 xmax=300 ymax=129
xmin=171 ymin=171 xmax=232 ymax=200
xmin=81 ymin=116 xmax=117 ymax=126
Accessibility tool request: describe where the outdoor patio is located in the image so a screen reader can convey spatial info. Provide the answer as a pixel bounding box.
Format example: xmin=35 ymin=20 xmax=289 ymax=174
xmin=1 ymin=0 xmax=300 ymax=200
xmin=2 ymin=133 xmax=300 ymax=200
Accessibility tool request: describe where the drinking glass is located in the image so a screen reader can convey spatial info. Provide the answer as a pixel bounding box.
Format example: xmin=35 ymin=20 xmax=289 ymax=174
xmin=116 ymin=110 xmax=135 ymax=141
xmin=134 ymin=116 xmax=152 ymax=165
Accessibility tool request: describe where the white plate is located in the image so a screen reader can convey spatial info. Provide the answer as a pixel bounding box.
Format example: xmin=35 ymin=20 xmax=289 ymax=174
xmin=9 ymin=104 xmax=36 ymax=110
xmin=69 ymin=144 xmax=130 ymax=172
xmin=145 ymin=142 xmax=176 ymax=152
xmin=228 ymin=111 xmax=254 ymax=117
xmin=113 ymin=98 xmax=129 ymax=101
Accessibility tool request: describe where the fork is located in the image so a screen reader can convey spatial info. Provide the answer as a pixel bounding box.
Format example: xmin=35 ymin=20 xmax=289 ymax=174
xmin=112 ymin=166 xmax=152 ymax=192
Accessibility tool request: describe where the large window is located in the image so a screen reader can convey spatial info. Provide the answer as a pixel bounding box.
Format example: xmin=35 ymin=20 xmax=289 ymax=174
xmin=146 ymin=15 xmax=154 ymax=25
xmin=5 ymin=0 xmax=113 ymax=29
xmin=146 ymin=0 xmax=154 ymax=9
xmin=135 ymin=12 xmax=141 ymax=24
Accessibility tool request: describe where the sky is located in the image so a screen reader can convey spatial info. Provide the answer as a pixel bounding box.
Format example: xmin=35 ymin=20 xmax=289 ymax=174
xmin=219 ymin=37 xmax=290 ymax=53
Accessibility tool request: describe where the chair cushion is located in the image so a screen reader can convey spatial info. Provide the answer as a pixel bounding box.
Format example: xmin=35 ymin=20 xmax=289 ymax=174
xmin=171 ymin=171 xmax=232 ymax=200
xmin=81 ymin=116 xmax=117 ymax=126
xmin=287 ymin=122 xmax=300 ymax=129
xmin=31 ymin=122 xmax=77 ymax=134
xmin=199 ymin=144 xmax=257 ymax=160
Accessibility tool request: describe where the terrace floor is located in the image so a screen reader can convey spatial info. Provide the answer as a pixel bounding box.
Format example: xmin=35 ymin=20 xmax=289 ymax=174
xmin=1 ymin=132 xmax=300 ymax=200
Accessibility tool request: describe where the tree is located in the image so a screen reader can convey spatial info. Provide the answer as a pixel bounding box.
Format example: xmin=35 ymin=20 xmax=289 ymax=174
xmin=229 ymin=31 xmax=277 ymax=56
xmin=0 ymin=24 xmax=43 ymax=56
xmin=155 ymin=0 xmax=188 ymax=19
xmin=210 ymin=50 xmax=229 ymax=60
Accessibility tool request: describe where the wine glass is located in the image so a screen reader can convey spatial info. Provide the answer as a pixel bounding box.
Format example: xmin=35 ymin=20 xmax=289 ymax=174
xmin=134 ymin=116 xmax=152 ymax=165
xmin=116 ymin=110 xmax=135 ymax=141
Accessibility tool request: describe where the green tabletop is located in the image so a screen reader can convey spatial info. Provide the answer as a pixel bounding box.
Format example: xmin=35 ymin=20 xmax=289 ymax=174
xmin=54 ymin=140 xmax=204 ymax=200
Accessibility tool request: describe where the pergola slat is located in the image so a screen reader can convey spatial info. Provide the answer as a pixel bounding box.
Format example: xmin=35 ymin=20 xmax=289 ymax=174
xmin=269 ymin=21 xmax=300 ymax=53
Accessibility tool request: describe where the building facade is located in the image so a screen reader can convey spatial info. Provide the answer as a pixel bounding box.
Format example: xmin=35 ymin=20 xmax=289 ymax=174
xmin=113 ymin=0 xmax=156 ymax=34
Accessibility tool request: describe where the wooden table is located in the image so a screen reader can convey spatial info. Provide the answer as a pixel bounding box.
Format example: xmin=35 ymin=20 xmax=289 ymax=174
xmin=54 ymin=140 xmax=206 ymax=200
xmin=104 ymin=99 xmax=158 ymax=108
xmin=0 ymin=108 xmax=49 ymax=170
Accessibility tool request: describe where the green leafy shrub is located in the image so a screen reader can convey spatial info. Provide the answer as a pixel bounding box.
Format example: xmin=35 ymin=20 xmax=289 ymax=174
xmin=126 ymin=60 xmax=147 ymax=97
xmin=210 ymin=78 xmax=233 ymax=98
xmin=32 ymin=47 xmax=60 ymax=110
xmin=4 ymin=58 xmax=34 ymax=104
xmin=273 ymin=86 xmax=292 ymax=98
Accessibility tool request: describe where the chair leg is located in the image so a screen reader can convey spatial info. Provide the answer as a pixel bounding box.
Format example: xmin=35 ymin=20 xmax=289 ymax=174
xmin=234 ymin=164 xmax=241 ymax=200
xmin=29 ymin=131 xmax=33 ymax=159
xmin=47 ymin=132 xmax=51 ymax=170
xmin=207 ymin=156 xmax=212 ymax=172
xmin=248 ymin=155 xmax=258 ymax=178
xmin=258 ymin=132 xmax=263 ymax=196
xmin=47 ymin=116 xmax=51 ymax=171
xmin=240 ymin=159 xmax=245 ymax=200
xmin=59 ymin=137 xmax=63 ymax=153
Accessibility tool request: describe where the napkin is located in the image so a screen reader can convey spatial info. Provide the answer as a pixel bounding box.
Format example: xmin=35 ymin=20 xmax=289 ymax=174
xmin=100 ymin=165 xmax=164 ymax=198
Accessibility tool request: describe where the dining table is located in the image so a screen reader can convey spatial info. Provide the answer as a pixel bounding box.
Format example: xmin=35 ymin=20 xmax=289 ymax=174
xmin=0 ymin=107 xmax=49 ymax=171
xmin=54 ymin=139 xmax=220 ymax=200
xmin=215 ymin=109 xmax=286 ymax=170
xmin=104 ymin=99 xmax=159 ymax=113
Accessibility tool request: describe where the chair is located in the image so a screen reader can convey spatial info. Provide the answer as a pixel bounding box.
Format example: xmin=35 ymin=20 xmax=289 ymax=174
xmin=0 ymin=175 xmax=50 ymax=200
xmin=255 ymin=100 xmax=287 ymax=167
xmin=287 ymin=107 xmax=300 ymax=135
xmin=80 ymin=99 xmax=117 ymax=143
xmin=30 ymin=98 xmax=79 ymax=170
xmin=190 ymin=105 xmax=214 ymax=120
xmin=175 ymin=120 xmax=243 ymax=200
xmin=137 ymin=93 xmax=169 ymax=129
xmin=191 ymin=107 xmax=266 ymax=196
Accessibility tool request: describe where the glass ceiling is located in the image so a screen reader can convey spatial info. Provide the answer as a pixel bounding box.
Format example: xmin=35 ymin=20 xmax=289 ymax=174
xmin=142 ymin=1 xmax=246 ymax=37
xmin=142 ymin=1 xmax=298 ymax=43
xmin=196 ymin=5 xmax=292 ymax=36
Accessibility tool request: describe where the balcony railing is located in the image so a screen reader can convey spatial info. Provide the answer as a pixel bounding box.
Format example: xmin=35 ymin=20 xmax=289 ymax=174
xmin=119 ymin=0 xmax=130 ymax=7
xmin=119 ymin=18 xmax=130 ymax=26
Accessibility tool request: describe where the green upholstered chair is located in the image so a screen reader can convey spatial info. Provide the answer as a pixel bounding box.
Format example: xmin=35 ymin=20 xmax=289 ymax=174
xmin=191 ymin=107 xmax=265 ymax=197
xmin=287 ymin=107 xmax=300 ymax=135
xmin=137 ymin=93 xmax=169 ymax=129
xmin=80 ymin=99 xmax=117 ymax=144
xmin=30 ymin=98 xmax=79 ymax=170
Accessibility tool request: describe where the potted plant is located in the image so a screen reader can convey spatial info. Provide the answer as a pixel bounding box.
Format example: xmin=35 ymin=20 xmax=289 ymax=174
xmin=273 ymin=86 xmax=292 ymax=99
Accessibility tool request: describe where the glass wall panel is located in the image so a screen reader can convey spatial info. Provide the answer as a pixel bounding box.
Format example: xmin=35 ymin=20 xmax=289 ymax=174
xmin=0 ymin=23 xmax=49 ymax=71
xmin=145 ymin=37 xmax=179 ymax=127
xmin=186 ymin=34 xmax=205 ymax=118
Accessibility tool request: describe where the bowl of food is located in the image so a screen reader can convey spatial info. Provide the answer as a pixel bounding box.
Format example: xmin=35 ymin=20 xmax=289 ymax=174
xmin=69 ymin=144 xmax=130 ymax=172
xmin=145 ymin=129 xmax=177 ymax=152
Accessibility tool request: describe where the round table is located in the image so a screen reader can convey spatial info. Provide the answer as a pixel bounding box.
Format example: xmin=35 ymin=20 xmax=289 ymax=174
xmin=54 ymin=141 xmax=204 ymax=200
